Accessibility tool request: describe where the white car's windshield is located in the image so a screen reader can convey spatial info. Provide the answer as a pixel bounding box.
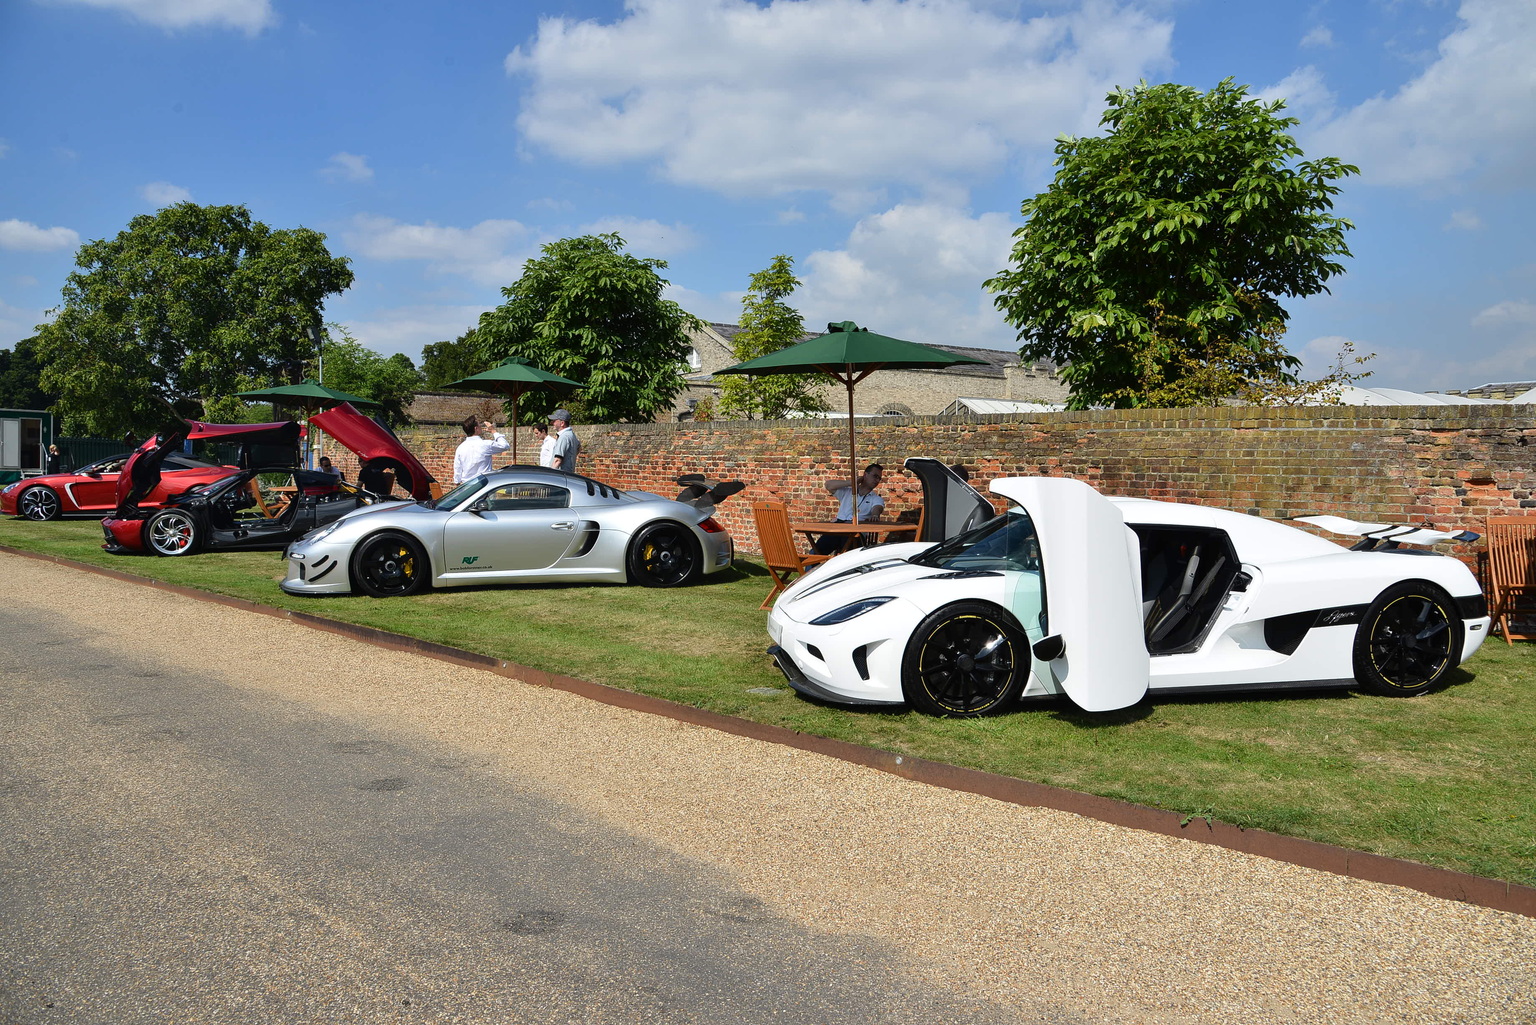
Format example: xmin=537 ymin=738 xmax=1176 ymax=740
xmin=909 ymin=509 xmax=1041 ymax=573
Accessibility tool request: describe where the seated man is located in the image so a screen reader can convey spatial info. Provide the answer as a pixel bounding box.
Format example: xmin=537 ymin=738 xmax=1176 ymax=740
xmin=814 ymin=463 xmax=885 ymax=555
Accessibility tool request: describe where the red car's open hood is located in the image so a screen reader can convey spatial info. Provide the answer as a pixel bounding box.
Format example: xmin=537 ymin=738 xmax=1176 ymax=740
xmin=113 ymin=420 xmax=301 ymax=516
xmin=310 ymin=403 xmax=436 ymax=501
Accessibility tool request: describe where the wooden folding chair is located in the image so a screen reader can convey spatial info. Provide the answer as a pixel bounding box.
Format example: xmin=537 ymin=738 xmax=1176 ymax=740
xmin=752 ymin=500 xmax=834 ymax=609
xmin=247 ymin=479 xmax=278 ymax=518
xmin=1486 ymin=516 xmax=1536 ymax=643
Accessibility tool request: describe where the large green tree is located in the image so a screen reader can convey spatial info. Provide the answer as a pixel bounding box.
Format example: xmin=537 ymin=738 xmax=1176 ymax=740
xmin=308 ymin=325 xmax=423 ymax=426
xmin=986 ymin=79 xmax=1358 ymax=409
xmin=476 ymin=233 xmax=698 ymax=424
xmin=716 ymin=255 xmax=828 ymax=420
xmin=0 ymin=336 xmax=55 ymax=411
xmin=421 ymin=328 xmax=487 ymax=390
xmin=34 ymin=202 xmax=353 ymax=434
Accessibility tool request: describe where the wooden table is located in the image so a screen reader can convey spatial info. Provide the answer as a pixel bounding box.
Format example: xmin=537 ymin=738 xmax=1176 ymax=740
xmin=791 ymin=520 xmax=919 ymax=553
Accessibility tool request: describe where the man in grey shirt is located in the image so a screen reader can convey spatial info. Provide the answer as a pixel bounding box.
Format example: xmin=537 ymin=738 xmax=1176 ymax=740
xmin=549 ymin=408 xmax=580 ymax=473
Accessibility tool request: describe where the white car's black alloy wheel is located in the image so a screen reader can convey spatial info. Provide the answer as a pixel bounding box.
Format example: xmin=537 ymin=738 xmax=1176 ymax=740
xmin=901 ymin=602 xmax=1028 ymax=717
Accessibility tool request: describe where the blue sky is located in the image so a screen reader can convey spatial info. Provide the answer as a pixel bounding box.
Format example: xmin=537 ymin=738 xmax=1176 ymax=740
xmin=2 ymin=0 xmax=1533 ymax=392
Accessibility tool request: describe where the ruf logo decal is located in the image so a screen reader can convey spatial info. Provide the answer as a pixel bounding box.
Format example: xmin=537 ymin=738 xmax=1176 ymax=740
xmin=461 ymin=556 xmax=479 ymax=565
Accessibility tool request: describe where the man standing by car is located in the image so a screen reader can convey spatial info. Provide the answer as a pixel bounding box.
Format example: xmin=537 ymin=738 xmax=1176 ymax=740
xmin=549 ymin=409 xmax=579 ymax=474
xmin=453 ymin=415 xmax=509 ymax=483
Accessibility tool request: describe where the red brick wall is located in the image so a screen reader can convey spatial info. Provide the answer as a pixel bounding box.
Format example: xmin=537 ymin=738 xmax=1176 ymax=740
xmin=321 ymin=406 xmax=1536 ymax=567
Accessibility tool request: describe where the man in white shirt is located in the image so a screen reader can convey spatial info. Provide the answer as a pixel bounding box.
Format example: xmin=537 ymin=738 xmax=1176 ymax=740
xmin=534 ymin=423 xmax=558 ymax=468
xmin=453 ymin=415 xmax=509 ymax=483
xmin=548 ymin=409 xmax=579 ymax=473
xmin=814 ymin=463 xmax=885 ymax=554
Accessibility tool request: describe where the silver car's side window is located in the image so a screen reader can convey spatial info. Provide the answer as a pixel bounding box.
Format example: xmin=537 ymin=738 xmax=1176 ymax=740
xmin=481 ymin=483 xmax=571 ymax=512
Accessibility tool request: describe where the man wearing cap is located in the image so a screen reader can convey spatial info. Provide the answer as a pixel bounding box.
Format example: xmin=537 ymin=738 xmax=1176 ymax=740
xmin=548 ymin=408 xmax=580 ymax=473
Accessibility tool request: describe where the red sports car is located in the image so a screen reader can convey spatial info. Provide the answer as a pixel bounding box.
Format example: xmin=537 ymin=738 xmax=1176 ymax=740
xmin=1 ymin=451 xmax=236 ymax=521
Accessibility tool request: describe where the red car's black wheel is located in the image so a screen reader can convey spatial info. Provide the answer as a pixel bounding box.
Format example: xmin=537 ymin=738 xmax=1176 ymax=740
xmin=145 ymin=508 xmax=199 ymax=556
xmin=19 ymin=485 xmax=61 ymax=521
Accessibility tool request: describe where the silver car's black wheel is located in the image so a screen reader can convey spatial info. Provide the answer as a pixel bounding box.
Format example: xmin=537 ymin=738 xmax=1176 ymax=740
xmin=1353 ymin=582 xmax=1461 ymax=697
xmin=627 ymin=522 xmax=700 ymax=588
xmin=145 ymin=509 xmax=199 ymax=556
xmin=19 ymin=485 xmax=61 ymax=521
xmin=900 ymin=602 xmax=1029 ymax=717
xmin=351 ymin=532 xmax=429 ymax=597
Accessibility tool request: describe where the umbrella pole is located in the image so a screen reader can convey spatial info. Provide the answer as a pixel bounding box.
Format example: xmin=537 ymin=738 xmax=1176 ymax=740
xmin=509 ymin=390 xmax=519 ymax=465
xmin=846 ymin=376 xmax=859 ymax=527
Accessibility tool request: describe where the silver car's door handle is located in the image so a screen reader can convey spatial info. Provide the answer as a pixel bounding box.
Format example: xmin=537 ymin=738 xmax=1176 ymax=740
xmin=551 ymin=521 xmax=575 ymax=530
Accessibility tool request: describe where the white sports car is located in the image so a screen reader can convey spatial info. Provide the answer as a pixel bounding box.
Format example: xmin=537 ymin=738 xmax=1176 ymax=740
xmin=767 ymin=460 xmax=1491 ymax=716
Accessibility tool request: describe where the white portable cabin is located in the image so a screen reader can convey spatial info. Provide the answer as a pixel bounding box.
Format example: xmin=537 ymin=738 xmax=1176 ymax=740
xmin=0 ymin=408 xmax=52 ymax=485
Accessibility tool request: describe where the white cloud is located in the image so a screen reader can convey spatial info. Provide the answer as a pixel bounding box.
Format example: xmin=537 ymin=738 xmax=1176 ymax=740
xmin=0 ymin=298 xmax=51 ymax=349
xmin=1441 ymin=299 xmax=1536 ymax=386
xmin=578 ymin=216 xmax=699 ymax=257
xmin=45 ymin=0 xmax=275 ymax=34
xmin=1292 ymin=334 xmax=1378 ymax=381
xmin=795 ymin=202 xmax=1020 ymax=346
xmin=344 ymin=215 xmax=534 ymax=287
xmin=1256 ymin=65 xmax=1334 ymax=121
xmin=1307 ymin=0 xmax=1536 ymax=187
xmin=1300 ymin=25 xmax=1334 ymax=48
xmin=1472 ymin=299 xmax=1536 ymax=327
xmin=141 ymin=180 xmax=193 ymax=206
xmin=321 ymin=152 xmax=373 ymax=183
xmin=508 ymin=0 xmax=1173 ymax=204
xmin=337 ymin=305 xmax=493 ymax=361
xmin=1444 ymin=209 xmax=1483 ymax=231
xmin=0 ymin=139 xmax=10 ymax=159
xmin=0 ymin=219 xmax=80 ymax=252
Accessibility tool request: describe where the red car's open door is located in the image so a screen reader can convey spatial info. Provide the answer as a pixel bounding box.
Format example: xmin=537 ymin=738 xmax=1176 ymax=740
xmin=309 ymin=403 xmax=436 ymax=502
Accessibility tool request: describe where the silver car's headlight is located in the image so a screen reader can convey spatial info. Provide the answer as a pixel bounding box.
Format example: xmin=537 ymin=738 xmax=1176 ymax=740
xmin=301 ymin=520 xmax=343 ymax=544
xmin=810 ymin=597 xmax=896 ymax=625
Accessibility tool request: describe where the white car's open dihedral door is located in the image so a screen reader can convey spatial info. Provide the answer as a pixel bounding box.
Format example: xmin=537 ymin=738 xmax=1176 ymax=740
xmin=993 ymin=477 xmax=1150 ymax=712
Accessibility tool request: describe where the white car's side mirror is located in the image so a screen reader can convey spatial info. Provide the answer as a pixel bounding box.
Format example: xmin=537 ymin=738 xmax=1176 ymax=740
xmin=1032 ymin=634 xmax=1065 ymax=661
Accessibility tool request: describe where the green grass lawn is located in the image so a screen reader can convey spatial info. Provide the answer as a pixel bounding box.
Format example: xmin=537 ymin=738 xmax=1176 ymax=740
xmin=4 ymin=514 xmax=1533 ymax=886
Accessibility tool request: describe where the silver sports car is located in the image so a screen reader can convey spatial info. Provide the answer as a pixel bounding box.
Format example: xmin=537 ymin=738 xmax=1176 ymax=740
xmin=280 ymin=468 xmax=737 ymax=597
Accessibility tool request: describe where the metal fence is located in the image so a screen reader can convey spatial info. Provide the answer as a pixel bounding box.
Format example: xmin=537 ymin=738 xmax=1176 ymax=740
xmin=54 ymin=436 xmax=246 ymax=472
xmin=54 ymin=436 xmax=123 ymax=470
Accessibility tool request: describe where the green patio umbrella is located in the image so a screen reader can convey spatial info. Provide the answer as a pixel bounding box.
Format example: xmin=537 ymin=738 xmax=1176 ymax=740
xmin=234 ymin=378 xmax=380 ymax=464
xmin=234 ymin=378 xmax=381 ymax=413
xmin=443 ymin=357 xmax=583 ymax=464
xmin=715 ymin=321 xmax=987 ymax=524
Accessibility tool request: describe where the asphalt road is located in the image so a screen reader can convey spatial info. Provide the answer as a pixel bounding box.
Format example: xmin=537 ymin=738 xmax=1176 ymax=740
xmin=0 ymin=604 xmax=1062 ymax=1025
xmin=2 ymin=553 xmax=1533 ymax=1025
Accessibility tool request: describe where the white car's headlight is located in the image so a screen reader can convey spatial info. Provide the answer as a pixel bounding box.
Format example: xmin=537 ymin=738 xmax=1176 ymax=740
xmin=810 ymin=597 xmax=896 ymax=625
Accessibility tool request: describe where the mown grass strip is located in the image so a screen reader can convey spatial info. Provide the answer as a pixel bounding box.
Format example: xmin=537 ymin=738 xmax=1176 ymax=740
xmin=4 ymin=515 xmax=1532 ymax=886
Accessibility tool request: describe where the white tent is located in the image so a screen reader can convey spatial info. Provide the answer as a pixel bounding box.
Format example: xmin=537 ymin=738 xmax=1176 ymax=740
xmin=1324 ymin=386 xmax=1509 ymax=406
xmin=941 ymin=397 xmax=1066 ymax=415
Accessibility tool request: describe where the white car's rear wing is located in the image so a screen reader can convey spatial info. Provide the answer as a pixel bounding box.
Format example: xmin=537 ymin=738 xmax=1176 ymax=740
xmin=1295 ymin=515 xmax=1479 ymax=548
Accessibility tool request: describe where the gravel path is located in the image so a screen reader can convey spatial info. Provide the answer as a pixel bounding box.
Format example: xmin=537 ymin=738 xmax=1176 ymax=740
xmin=4 ymin=552 xmax=1533 ymax=1024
